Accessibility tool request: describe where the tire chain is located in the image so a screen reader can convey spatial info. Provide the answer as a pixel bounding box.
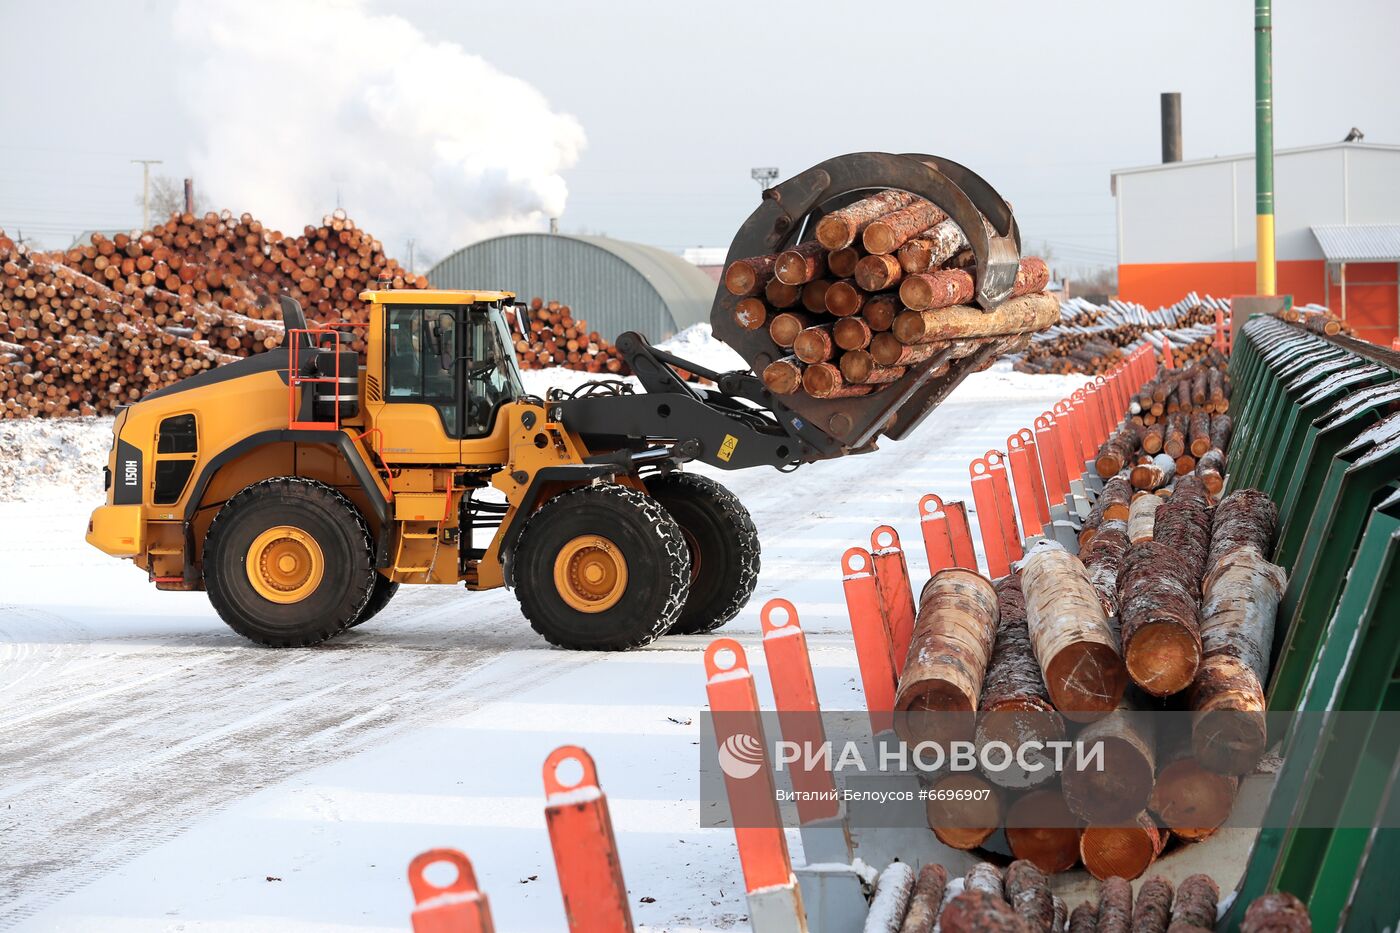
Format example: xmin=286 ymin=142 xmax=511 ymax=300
xmin=515 ymin=483 xmax=692 ymax=650
xmin=661 ymin=472 xmax=760 ymax=633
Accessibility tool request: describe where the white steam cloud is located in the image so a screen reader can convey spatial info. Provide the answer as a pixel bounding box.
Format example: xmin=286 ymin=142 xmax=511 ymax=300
xmin=172 ymin=0 xmax=585 ymax=262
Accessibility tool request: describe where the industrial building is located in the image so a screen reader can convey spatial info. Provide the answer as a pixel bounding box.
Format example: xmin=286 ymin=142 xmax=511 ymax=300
xmin=1112 ymin=141 xmax=1400 ymax=344
xmin=429 ymin=233 xmax=718 ymax=342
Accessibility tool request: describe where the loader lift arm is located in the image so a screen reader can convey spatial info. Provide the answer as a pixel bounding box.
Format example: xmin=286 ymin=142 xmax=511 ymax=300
xmin=551 ymin=331 xmax=848 ymax=471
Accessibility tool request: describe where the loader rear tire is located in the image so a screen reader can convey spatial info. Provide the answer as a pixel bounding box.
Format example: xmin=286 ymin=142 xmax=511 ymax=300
xmin=349 ymin=574 xmax=399 ymax=628
xmin=513 ymin=484 xmax=690 ymax=650
xmin=645 ymin=472 xmax=759 ymax=635
xmin=203 ymin=477 xmax=376 ymax=647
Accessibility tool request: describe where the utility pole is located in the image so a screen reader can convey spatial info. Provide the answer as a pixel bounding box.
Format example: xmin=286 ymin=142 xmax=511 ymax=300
xmin=1254 ymin=1 xmax=1275 ymax=295
xmin=407 ymin=238 xmax=416 ymax=275
xmin=131 ymin=159 xmax=163 ymax=230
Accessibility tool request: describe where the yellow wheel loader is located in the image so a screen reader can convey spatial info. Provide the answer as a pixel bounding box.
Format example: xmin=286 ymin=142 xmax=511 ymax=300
xmin=85 ymin=152 xmax=1024 ymax=649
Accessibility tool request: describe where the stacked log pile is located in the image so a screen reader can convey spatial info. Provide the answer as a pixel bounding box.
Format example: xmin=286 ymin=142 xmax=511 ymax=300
xmin=721 ymin=189 xmax=1057 ymax=401
xmin=0 ymin=212 xmax=423 ymax=419
xmin=1275 ymin=305 xmax=1352 ymax=337
xmin=507 ymin=298 xmax=629 ymax=374
xmin=1016 ymin=295 xmax=1222 ymax=375
xmin=866 ymin=860 xmax=1309 ymax=932
xmin=890 ymin=352 xmax=1294 ymax=881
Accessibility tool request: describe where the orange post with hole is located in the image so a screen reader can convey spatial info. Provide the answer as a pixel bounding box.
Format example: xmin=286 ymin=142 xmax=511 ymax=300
xmin=542 ymin=745 xmax=634 ymax=933
xmin=759 ymin=599 xmax=839 ymax=824
xmin=840 ymin=548 xmax=896 ymax=735
xmin=984 ymin=450 xmax=1022 ymax=566
xmin=870 ymin=525 xmax=916 ymax=666
xmin=1034 ymin=413 xmax=1068 ymax=504
xmin=918 ymin=494 xmax=956 ymax=573
xmin=1006 ymin=431 xmax=1047 ymax=538
xmin=1051 ymin=400 xmax=1082 ymax=484
xmin=409 ymin=849 xmax=495 ymax=933
xmin=703 ymin=639 xmax=795 ymax=894
xmin=944 ymin=499 xmax=978 ymax=570
xmin=969 ymin=455 xmax=1009 ymax=578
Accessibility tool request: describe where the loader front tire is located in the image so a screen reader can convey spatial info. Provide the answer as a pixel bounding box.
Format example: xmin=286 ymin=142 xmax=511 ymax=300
xmin=204 ymin=477 xmax=376 ymax=647
xmin=645 ymin=472 xmax=759 ymax=635
xmin=349 ymin=573 xmax=399 ymax=628
xmin=513 ymin=484 xmax=690 ymax=650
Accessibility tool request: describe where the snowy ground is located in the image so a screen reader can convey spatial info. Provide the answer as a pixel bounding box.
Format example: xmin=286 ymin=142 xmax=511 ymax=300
xmin=0 ymin=332 xmax=1088 ymax=931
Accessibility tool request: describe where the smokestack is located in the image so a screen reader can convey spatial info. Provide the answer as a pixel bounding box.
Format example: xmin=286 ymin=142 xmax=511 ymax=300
xmin=1161 ymin=93 xmax=1182 ymax=163
xmin=183 ymin=177 xmax=195 ymax=214
xmin=549 ymin=217 xmax=559 ymax=234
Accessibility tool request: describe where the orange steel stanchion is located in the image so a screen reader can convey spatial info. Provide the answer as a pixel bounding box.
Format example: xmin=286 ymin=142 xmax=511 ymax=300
xmin=969 ymin=455 xmax=1010 ymax=578
xmin=542 ymin=746 xmax=634 ymax=933
xmin=1092 ymin=378 xmax=1114 ymax=438
xmin=870 ymin=525 xmax=916 ymax=666
xmin=841 ymin=548 xmax=896 ymax=736
xmin=409 ymin=849 xmax=495 ymax=933
xmin=945 ymin=499 xmax=978 ymax=570
xmin=1006 ymin=430 xmax=1048 ymax=537
xmin=983 ymin=450 xmax=1023 ymax=565
xmin=918 ymin=493 xmax=957 ymax=573
xmin=759 ymin=599 xmax=839 ymax=825
xmin=1035 ymin=412 xmax=1070 ymax=505
xmin=1069 ymin=388 xmax=1095 ymax=459
xmin=703 ymin=640 xmax=807 ymax=931
xmin=1052 ymin=400 xmax=1082 ymax=490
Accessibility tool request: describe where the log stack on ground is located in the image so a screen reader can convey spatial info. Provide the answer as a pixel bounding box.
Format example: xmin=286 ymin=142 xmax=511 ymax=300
xmin=1 ymin=212 xmax=422 ymax=419
xmin=1015 ymin=295 xmax=1222 ymax=375
xmin=508 ymin=298 xmax=630 ymax=374
xmin=722 ymin=189 xmax=1055 ymax=401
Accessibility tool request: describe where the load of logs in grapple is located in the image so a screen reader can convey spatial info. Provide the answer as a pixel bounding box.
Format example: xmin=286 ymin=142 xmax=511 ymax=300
xmin=861 ymin=860 xmax=1307 ymax=932
xmin=1015 ymin=294 xmax=1222 ymax=376
xmin=720 ymin=189 xmax=1056 ymax=400
xmin=0 ymin=212 xmax=425 ymax=419
xmin=894 ymin=352 xmax=1291 ymax=882
xmin=506 ymin=298 xmax=629 ymax=375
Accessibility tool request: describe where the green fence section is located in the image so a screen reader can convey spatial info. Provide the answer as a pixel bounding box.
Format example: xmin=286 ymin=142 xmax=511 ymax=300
xmin=1223 ymin=316 xmax=1400 ymax=931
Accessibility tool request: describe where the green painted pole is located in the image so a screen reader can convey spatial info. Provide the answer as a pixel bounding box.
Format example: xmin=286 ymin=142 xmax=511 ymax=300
xmin=1255 ymin=0 xmax=1276 ymax=294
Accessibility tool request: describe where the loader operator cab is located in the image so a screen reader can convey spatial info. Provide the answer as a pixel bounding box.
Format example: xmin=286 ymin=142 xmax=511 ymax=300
xmin=372 ymin=291 xmax=525 ymax=438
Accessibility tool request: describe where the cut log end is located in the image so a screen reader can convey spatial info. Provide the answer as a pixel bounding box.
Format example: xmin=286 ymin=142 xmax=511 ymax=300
xmin=1124 ymin=622 xmax=1203 ymax=696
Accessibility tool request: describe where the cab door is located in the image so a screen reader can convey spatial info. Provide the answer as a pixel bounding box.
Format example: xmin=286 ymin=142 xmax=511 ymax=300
xmin=376 ymin=304 xmax=464 ymax=464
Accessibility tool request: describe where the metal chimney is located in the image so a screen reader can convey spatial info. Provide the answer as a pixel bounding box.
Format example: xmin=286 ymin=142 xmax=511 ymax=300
xmin=1161 ymin=93 xmax=1183 ymax=163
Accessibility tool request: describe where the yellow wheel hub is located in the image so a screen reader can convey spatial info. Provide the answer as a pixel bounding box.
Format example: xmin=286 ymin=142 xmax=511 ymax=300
xmin=247 ymin=525 xmax=324 ymax=604
xmin=553 ymin=534 xmax=627 ymax=613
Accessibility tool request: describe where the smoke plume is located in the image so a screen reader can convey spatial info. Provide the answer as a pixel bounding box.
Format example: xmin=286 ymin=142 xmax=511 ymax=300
xmin=172 ymin=0 xmax=585 ymax=262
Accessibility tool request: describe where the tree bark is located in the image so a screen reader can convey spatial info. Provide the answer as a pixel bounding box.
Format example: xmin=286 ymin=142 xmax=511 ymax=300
xmin=1128 ymin=493 xmax=1163 ymax=543
xmin=814 ymin=189 xmax=921 ymax=250
xmin=863 ymin=201 xmax=950 ymax=255
xmin=1093 ymin=876 xmax=1134 ymax=933
xmin=939 ymin=890 xmax=1031 ymax=933
xmin=1154 ymin=474 xmax=1213 ymax=589
xmin=892 ymin=293 xmax=1060 ymax=344
xmin=978 ymin=574 xmax=1064 ymax=789
xmin=895 ymin=569 xmax=1000 ymax=747
xmin=1019 ymin=543 xmax=1128 ymax=721
xmin=871 ymin=332 xmax=949 ymax=366
xmin=1130 ymin=453 xmax=1177 ymax=492
xmin=896 ymin=217 xmax=968 ymax=273
xmin=1206 ymin=490 xmax=1278 ymax=571
xmin=1005 ymin=861 xmax=1054 ymax=933
xmin=1170 ymin=874 xmax=1220 ymax=931
xmin=1190 ymin=545 xmax=1286 ymax=774
xmin=1241 ymin=892 xmax=1311 ymax=933
xmin=1130 ymin=877 xmax=1174 ymax=933
xmin=1080 ymin=519 xmax=1129 ymax=618
xmin=897 ymin=863 xmax=948 ymax=933
xmin=1117 ymin=540 xmax=1204 ymax=696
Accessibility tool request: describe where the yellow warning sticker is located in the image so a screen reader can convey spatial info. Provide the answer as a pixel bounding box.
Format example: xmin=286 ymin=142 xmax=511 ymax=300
xmin=717 ymin=433 xmax=739 ymax=462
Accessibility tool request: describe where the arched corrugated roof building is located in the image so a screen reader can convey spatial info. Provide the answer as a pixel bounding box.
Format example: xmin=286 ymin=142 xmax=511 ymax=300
xmin=429 ymin=233 xmax=718 ymax=341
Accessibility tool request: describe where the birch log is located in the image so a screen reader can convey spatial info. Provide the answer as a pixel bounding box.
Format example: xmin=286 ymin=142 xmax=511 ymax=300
xmin=1018 ymin=542 xmax=1128 ymax=721
xmin=1190 ymin=546 xmax=1287 ymax=774
xmin=896 ymin=569 xmax=999 ymax=747
xmin=1127 ymin=493 xmax=1163 ymax=543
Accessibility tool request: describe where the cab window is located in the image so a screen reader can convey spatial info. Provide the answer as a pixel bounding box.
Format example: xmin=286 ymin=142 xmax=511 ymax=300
xmin=384 ymin=306 xmax=458 ymax=434
xmin=464 ymin=307 xmax=523 ymax=436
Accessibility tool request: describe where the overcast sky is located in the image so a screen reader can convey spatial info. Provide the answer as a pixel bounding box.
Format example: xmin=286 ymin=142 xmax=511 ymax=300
xmin=2 ymin=0 xmax=1397 ymax=273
